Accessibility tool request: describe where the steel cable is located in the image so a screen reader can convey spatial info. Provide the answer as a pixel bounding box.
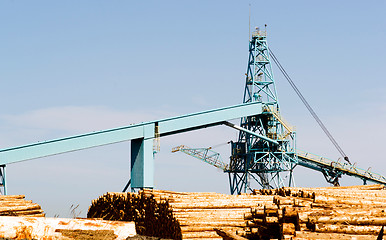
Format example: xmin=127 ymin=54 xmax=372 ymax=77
xmin=268 ymin=47 xmax=350 ymax=164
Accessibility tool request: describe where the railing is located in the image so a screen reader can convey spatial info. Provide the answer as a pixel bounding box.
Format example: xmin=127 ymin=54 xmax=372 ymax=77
xmin=252 ymin=30 xmax=267 ymax=37
xmin=264 ymin=106 xmax=294 ymax=140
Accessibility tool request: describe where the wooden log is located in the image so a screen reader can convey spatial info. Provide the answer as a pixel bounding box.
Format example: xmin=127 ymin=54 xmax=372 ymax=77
xmin=282 ymin=223 xmax=295 ymax=235
xmin=0 ymin=195 xmax=25 ymax=200
xmin=0 ymin=216 xmax=136 ymax=239
xmin=243 ymin=212 xmax=252 ymax=220
xmin=0 ymin=204 xmax=41 ymax=214
xmin=313 ymin=195 xmax=386 ymax=206
xmin=214 ymin=228 xmax=249 ymax=240
xmin=314 ymin=223 xmax=383 ymax=235
xmin=172 ymin=208 xmax=251 ymax=213
xmin=294 ymin=231 xmax=380 ymax=240
xmin=182 ymin=231 xmax=224 ymax=238
xmin=181 ymin=226 xmax=243 ymax=233
xmin=169 ymin=200 xmax=274 ymax=209
xmin=178 ymin=221 xmax=246 ymax=227
xmin=309 ymin=216 xmax=386 ymax=226
xmin=11 ymin=209 xmax=45 ymax=216
xmin=251 ymin=208 xmax=265 ymax=218
xmin=265 ymin=216 xmax=279 ymax=224
xmin=183 ymin=238 xmax=223 ymax=240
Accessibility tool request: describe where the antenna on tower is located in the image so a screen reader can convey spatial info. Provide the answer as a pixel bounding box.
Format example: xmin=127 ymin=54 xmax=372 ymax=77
xmin=249 ymin=4 xmax=251 ymax=39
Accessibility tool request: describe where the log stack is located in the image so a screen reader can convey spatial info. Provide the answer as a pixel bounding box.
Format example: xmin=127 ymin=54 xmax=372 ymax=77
xmin=0 ymin=195 xmax=44 ymax=217
xmin=87 ymin=191 xmax=181 ymax=240
xmin=251 ymin=184 xmax=386 ymax=239
xmin=87 ymin=185 xmax=386 ymax=240
xmin=165 ymin=191 xmax=274 ymax=239
xmin=87 ymin=190 xmax=274 ymax=240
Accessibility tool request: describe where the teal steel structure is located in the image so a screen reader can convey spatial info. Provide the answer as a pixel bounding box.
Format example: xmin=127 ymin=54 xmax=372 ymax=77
xmin=172 ymin=145 xmax=228 ymax=171
xmin=2 ymin=29 xmax=385 ymax=196
xmin=228 ymin=28 xmax=297 ymax=193
xmin=0 ymin=102 xmax=262 ymax=194
xmin=171 ymin=28 xmax=385 ymax=191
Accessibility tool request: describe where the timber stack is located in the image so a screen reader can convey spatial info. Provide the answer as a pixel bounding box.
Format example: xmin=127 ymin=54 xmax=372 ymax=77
xmin=87 ymin=185 xmax=386 ymax=240
xmin=252 ymin=184 xmax=386 ymax=239
xmin=88 ymin=189 xmax=274 ymax=239
xmin=0 ymin=195 xmax=44 ymax=217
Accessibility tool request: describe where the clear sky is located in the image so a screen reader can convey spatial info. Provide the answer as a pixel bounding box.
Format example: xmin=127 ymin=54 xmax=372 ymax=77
xmin=1 ymin=1 xmax=385 ymax=217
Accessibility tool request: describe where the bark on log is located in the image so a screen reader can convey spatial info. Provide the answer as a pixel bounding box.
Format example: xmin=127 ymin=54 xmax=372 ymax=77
xmin=214 ymin=228 xmax=249 ymax=240
xmin=314 ymin=224 xmax=383 ymax=235
xmin=309 ymin=216 xmax=386 ymax=226
xmin=294 ymin=231 xmax=380 ymax=240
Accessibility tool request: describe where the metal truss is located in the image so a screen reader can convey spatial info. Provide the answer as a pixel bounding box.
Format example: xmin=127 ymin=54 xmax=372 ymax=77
xmin=297 ymin=150 xmax=386 ymax=186
xmin=172 ymin=145 xmax=228 ymax=171
xmin=228 ymin=28 xmax=298 ymax=194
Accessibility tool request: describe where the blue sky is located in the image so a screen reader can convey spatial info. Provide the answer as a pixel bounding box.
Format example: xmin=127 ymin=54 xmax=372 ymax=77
xmin=1 ymin=1 xmax=386 ymax=217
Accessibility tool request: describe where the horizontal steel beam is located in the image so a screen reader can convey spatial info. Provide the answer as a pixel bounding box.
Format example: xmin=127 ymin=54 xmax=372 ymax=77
xmin=0 ymin=102 xmax=262 ymax=165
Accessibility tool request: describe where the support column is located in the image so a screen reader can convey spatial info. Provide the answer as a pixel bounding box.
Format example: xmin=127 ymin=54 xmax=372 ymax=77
xmin=0 ymin=165 xmax=6 ymax=195
xmin=130 ymin=124 xmax=155 ymax=190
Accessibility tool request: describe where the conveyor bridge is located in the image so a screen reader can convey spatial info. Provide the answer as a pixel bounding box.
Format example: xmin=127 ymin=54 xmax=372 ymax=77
xmin=0 ymin=102 xmax=262 ymax=194
xmin=297 ymin=150 xmax=386 ymax=186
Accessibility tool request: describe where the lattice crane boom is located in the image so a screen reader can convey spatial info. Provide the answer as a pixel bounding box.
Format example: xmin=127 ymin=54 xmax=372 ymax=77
xmin=172 ymin=145 xmax=228 ymax=171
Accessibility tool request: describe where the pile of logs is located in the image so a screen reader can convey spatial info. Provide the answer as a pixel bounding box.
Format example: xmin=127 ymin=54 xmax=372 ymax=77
xmin=0 ymin=195 xmax=44 ymax=217
xmin=87 ymin=190 xmax=182 ymax=239
xmin=87 ymin=185 xmax=386 ymax=240
xmin=251 ymin=184 xmax=386 ymax=239
xmin=165 ymin=191 xmax=274 ymax=239
xmin=88 ymin=190 xmax=274 ymax=239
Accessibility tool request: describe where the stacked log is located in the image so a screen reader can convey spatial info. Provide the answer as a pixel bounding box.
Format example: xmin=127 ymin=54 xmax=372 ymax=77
xmin=88 ymin=190 xmax=274 ymax=240
xmin=242 ymin=205 xmax=301 ymax=239
xmin=167 ymin=192 xmax=274 ymax=239
xmin=0 ymin=195 xmax=44 ymax=217
xmin=252 ymin=184 xmax=386 ymax=239
xmin=87 ymin=185 xmax=386 ymax=240
xmin=87 ymin=191 xmax=181 ymax=240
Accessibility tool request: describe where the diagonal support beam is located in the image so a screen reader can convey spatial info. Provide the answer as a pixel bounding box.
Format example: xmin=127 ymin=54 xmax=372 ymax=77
xmin=223 ymin=121 xmax=279 ymax=145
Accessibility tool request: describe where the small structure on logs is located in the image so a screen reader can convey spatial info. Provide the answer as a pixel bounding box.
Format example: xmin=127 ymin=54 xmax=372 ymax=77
xmin=88 ymin=185 xmax=386 ymax=240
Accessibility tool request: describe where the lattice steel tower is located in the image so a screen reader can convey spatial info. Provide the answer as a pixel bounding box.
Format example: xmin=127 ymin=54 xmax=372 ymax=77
xmin=227 ymin=28 xmax=298 ymax=194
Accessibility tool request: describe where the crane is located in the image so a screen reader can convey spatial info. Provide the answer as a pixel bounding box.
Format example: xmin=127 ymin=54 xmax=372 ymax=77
xmin=173 ymin=27 xmax=386 ymax=193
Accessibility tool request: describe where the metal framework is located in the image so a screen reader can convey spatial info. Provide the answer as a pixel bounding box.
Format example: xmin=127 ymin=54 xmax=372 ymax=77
xmin=297 ymin=150 xmax=386 ymax=186
xmin=172 ymin=145 xmax=228 ymax=171
xmin=0 ymin=102 xmax=262 ymax=194
xmin=0 ymin=165 xmax=5 ymax=195
xmin=1 ymin=29 xmax=385 ymax=195
xmin=227 ymin=29 xmax=297 ymax=194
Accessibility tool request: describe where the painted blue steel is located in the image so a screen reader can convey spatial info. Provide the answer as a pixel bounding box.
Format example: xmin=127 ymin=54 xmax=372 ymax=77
xmin=0 ymin=101 xmax=262 ymax=192
xmin=0 ymin=102 xmax=261 ymax=165
xmin=229 ymin=29 xmax=298 ymax=193
xmin=177 ymin=147 xmax=227 ymax=171
xmin=0 ymin=165 xmax=5 ymax=195
xmin=223 ymin=122 xmax=279 ymax=145
xmin=297 ymin=150 xmax=386 ymax=186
